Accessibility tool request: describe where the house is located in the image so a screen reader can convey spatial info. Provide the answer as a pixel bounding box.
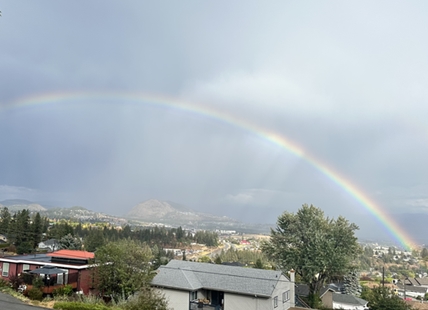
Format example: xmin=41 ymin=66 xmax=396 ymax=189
xmin=295 ymin=284 xmax=333 ymax=308
xmin=152 ymin=260 xmax=295 ymax=310
xmin=38 ymin=239 xmax=59 ymax=252
xmin=296 ymin=284 xmax=368 ymax=310
xmin=395 ymin=283 xmax=428 ymax=299
xmin=0 ymin=249 xmax=94 ymax=294
xmin=330 ymin=294 xmax=368 ymax=310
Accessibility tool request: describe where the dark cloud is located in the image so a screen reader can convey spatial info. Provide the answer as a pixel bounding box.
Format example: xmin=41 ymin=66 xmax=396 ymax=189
xmin=1 ymin=2 xmax=428 ymax=244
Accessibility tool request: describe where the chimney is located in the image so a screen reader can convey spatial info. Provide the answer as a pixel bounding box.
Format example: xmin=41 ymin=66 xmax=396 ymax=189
xmin=289 ymin=269 xmax=295 ymax=307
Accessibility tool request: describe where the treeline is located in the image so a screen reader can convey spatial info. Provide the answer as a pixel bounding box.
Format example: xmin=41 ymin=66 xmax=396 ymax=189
xmin=0 ymin=207 xmax=219 ymax=254
xmin=215 ymin=247 xmax=268 ymax=266
xmin=71 ymin=223 xmax=219 ymax=251
xmin=0 ymin=208 xmax=49 ymax=254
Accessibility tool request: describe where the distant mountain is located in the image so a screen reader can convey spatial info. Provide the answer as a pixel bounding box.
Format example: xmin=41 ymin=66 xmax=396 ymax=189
xmin=0 ymin=199 xmax=47 ymax=212
xmin=127 ymin=199 xmax=239 ymax=227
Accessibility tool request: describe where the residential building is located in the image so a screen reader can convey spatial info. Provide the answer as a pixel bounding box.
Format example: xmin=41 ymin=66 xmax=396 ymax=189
xmin=38 ymin=239 xmax=59 ymax=252
xmin=0 ymin=249 xmax=94 ymax=294
xmin=152 ymin=260 xmax=294 ymax=310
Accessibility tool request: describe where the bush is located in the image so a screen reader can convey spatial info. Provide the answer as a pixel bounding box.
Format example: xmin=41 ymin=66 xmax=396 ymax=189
xmin=8 ymin=275 xmax=24 ymax=290
xmin=53 ymin=285 xmax=74 ymax=297
xmin=27 ymin=287 xmax=43 ymax=301
xmin=122 ymin=288 xmax=169 ymax=310
xmin=53 ymin=301 xmax=118 ymax=310
xmin=0 ymin=278 xmax=9 ymax=288
xmin=32 ymin=276 xmax=44 ymax=289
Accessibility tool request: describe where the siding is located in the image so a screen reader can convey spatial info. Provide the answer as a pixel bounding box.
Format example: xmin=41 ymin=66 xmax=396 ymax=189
xmin=155 ymin=287 xmax=189 ymax=310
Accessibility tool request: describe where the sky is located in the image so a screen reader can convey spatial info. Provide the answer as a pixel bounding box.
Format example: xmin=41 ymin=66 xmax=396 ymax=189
xmin=1 ymin=2 xmax=428 ymax=242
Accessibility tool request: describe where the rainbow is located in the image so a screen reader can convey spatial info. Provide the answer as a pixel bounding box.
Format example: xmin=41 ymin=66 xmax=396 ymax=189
xmin=1 ymin=91 xmax=416 ymax=249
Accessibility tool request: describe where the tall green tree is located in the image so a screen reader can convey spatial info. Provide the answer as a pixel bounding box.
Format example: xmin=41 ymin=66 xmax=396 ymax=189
xmin=94 ymin=239 xmax=153 ymax=301
xmin=0 ymin=207 xmax=11 ymax=235
xmin=31 ymin=212 xmax=43 ymax=248
xmin=84 ymin=228 xmax=105 ymax=252
xmin=261 ymin=204 xmax=361 ymax=305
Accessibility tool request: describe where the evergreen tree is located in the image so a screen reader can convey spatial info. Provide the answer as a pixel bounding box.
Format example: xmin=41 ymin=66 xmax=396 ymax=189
xmin=0 ymin=207 xmax=11 ymax=235
xmin=84 ymin=228 xmax=105 ymax=252
xmin=343 ymin=270 xmax=362 ymax=296
xmin=31 ymin=212 xmax=43 ymax=248
xmin=58 ymin=233 xmax=82 ymax=250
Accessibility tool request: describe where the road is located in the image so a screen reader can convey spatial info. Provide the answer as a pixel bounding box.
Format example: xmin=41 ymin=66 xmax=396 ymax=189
xmin=0 ymin=292 xmax=48 ymax=310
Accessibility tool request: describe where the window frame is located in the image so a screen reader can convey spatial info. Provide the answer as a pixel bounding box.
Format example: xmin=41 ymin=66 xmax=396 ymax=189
xmin=2 ymin=262 xmax=9 ymax=277
xmin=274 ymin=295 xmax=278 ymax=308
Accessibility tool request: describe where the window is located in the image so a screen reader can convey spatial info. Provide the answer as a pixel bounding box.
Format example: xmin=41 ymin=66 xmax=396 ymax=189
xmin=190 ymin=291 xmax=198 ymax=301
xmin=283 ymin=290 xmax=290 ymax=303
xmin=23 ymin=264 xmax=30 ymax=272
xmin=2 ymin=263 xmax=9 ymax=277
xmin=274 ymin=296 xmax=278 ymax=308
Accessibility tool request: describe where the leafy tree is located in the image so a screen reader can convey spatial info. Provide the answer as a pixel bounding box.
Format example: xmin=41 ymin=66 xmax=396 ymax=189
xmin=94 ymin=239 xmax=153 ymax=301
xmin=261 ymin=204 xmax=361 ymax=306
xmin=421 ymin=248 xmax=428 ymax=259
xmin=361 ymin=286 xmax=413 ymax=310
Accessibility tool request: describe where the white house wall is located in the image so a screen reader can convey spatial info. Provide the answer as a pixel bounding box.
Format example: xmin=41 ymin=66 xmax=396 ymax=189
xmin=271 ymin=274 xmax=294 ymax=309
xmin=155 ymin=288 xmax=189 ymax=310
xmin=224 ymin=293 xmax=265 ymax=310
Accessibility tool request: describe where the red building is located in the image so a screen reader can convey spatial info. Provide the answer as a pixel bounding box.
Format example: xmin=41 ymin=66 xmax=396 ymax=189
xmin=0 ymin=250 xmax=95 ymax=295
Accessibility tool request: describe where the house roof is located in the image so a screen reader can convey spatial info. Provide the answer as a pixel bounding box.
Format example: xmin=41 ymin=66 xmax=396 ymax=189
xmin=152 ymin=260 xmax=288 ymax=298
xmin=295 ymin=284 xmax=332 ymax=298
xmin=332 ymin=293 xmax=368 ymax=306
xmin=396 ymin=284 xmax=428 ymax=293
xmin=47 ymin=250 xmax=94 ymax=260
xmin=416 ymin=278 xmax=428 ymax=286
xmin=41 ymin=239 xmax=58 ymax=246
xmin=0 ymin=253 xmax=91 ymax=270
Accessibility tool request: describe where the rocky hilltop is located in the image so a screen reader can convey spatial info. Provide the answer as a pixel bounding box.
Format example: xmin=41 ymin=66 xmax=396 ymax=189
xmin=0 ymin=199 xmax=47 ymax=212
xmin=126 ymin=199 xmax=238 ymax=227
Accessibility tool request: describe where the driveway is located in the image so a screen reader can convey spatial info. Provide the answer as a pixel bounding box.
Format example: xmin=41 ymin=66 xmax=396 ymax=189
xmin=0 ymin=292 xmax=48 ymax=310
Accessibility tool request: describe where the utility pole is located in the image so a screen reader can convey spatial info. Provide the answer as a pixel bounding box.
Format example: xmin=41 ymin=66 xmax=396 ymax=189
xmin=382 ymin=266 xmax=385 ymax=288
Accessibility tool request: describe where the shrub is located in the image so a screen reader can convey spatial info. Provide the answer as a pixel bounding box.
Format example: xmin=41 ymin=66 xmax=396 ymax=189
xmin=0 ymin=278 xmax=9 ymax=288
xmin=32 ymin=276 xmax=44 ymax=289
xmin=53 ymin=301 xmax=118 ymax=310
xmin=27 ymin=287 xmax=43 ymax=301
xmin=8 ymin=275 xmax=24 ymax=290
xmin=53 ymin=285 xmax=74 ymax=297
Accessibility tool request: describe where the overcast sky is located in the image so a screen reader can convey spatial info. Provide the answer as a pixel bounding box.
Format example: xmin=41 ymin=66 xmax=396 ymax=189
xmin=1 ymin=2 xmax=428 ymax=241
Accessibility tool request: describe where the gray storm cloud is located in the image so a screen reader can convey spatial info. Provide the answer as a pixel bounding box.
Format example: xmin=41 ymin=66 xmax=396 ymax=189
xmin=1 ymin=1 xmax=428 ymax=240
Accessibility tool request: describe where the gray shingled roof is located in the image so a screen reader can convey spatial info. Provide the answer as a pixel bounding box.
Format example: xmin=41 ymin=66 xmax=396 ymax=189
xmin=332 ymin=293 xmax=368 ymax=306
xmin=396 ymin=284 xmax=428 ymax=293
xmin=151 ymin=260 xmax=287 ymax=298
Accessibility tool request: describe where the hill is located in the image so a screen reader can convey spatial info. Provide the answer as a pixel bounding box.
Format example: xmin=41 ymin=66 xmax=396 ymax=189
xmin=126 ymin=199 xmax=239 ymax=228
xmin=0 ymin=199 xmax=47 ymax=212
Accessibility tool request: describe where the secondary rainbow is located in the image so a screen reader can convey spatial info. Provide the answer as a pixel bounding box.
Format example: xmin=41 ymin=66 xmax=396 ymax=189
xmin=2 ymin=91 xmax=417 ymax=249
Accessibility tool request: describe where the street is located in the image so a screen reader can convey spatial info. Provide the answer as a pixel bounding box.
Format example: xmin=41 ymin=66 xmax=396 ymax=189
xmin=0 ymin=292 xmax=47 ymax=310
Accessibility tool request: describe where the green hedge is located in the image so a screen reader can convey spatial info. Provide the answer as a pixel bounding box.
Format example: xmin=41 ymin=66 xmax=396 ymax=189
xmin=53 ymin=301 xmax=116 ymax=310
